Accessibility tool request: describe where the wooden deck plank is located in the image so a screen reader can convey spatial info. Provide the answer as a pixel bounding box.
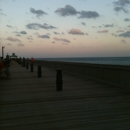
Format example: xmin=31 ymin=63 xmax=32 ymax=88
xmin=0 ymin=61 xmax=130 ymax=130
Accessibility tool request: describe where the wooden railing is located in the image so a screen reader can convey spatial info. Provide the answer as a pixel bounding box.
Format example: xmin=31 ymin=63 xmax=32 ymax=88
xmin=35 ymin=60 xmax=130 ymax=90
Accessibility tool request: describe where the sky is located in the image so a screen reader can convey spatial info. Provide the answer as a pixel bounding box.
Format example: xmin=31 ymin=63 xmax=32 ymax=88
xmin=0 ymin=0 xmax=130 ymax=58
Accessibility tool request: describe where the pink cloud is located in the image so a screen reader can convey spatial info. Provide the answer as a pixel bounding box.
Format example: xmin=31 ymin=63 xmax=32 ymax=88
xmin=68 ymin=28 xmax=85 ymax=35
xmin=7 ymin=37 xmax=20 ymax=42
xmin=97 ymin=30 xmax=109 ymax=33
xmin=17 ymin=43 xmax=24 ymax=46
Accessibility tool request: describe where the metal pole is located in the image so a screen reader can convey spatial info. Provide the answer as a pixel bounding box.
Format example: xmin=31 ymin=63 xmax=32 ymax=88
xmin=2 ymin=46 xmax=5 ymax=58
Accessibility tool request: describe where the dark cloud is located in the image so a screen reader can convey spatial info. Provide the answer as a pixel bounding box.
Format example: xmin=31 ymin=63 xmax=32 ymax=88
xmin=7 ymin=25 xmax=12 ymax=28
xmin=124 ymin=18 xmax=130 ymax=21
xmin=113 ymin=0 xmax=130 ymax=13
xmin=20 ymin=31 xmax=27 ymax=34
xmin=16 ymin=34 xmax=21 ymax=37
xmin=54 ymin=31 xmax=60 ymax=35
xmin=38 ymin=34 xmax=50 ymax=39
xmin=7 ymin=37 xmax=21 ymax=42
xmin=119 ymin=31 xmax=130 ymax=37
xmin=68 ymin=28 xmax=85 ymax=35
xmin=114 ymin=0 xmax=130 ymax=6
xmin=104 ymin=24 xmax=114 ymax=28
xmin=0 ymin=13 xmax=7 ymax=16
xmin=55 ymin=5 xmax=100 ymax=19
xmin=53 ymin=37 xmax=70 ymax=43
xmin=55 ymin=5 xmax=77 ymax=16
xmin=114 ymin=6 xmax=128 ymax=13
xmin=78 ymin=11 xmax=100 ymax=19
xmin=26 ymin=36 xmax=33 ymax=40
xmin=30 ymin=8 xmax=47 ymax=17
xmin=26 ymin=23 xmax=57 ymax=30
xmin=81 ymin=22 xmax=86 ymax=26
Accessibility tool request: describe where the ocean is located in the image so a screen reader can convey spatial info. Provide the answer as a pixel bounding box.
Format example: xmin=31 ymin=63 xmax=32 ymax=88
xmin=36 ymin=57 xmax=130 ymax=66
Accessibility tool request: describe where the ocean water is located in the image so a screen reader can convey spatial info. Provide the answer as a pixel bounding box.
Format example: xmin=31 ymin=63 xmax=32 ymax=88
xmin=36 ymin=57 xmax=130 ymax=66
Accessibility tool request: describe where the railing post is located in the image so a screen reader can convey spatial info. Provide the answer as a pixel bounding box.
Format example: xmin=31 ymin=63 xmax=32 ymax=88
xmin=56 ymin=69 xmax=63 ymax=91
xmin=38 ymin=65 xmax=42 ymax=78
xmin=31 ymin=63 xmax=33 ymax=72
xmin=26 ymin=62 xmax=28 ymax=69
xmin=23 ymin=60 xmax=25 ymax=67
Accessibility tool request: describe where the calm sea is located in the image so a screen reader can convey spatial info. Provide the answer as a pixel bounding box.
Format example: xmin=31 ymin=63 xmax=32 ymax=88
xmin=36 ymin=57 xmax=130 ymax=66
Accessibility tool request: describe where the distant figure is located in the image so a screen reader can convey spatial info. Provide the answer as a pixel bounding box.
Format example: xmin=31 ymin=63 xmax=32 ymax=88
xmin=31 ymin=57 xmax=34 ymax=63
xmin=4 ymin=55 xmax=11 ymax=79
xmin=0 ymin=57 xmax=6 ymax=79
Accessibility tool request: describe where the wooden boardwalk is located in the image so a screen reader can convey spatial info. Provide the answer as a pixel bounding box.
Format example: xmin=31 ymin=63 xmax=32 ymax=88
xmin=0 ymin=61 xmax=130 ymax=130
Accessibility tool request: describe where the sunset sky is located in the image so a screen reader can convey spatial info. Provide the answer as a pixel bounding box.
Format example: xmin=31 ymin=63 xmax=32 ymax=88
xmin=0 ymin=0 xmax=130 ymax=58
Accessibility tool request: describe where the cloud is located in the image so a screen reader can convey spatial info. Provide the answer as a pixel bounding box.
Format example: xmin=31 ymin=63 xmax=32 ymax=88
xmin=55 ymin=5 xmax=100 ymax=20
xmin=26 ymin=23 xmax=56 ymax=30
xmin=114 ymin=6 xmax=128 ymax=13
xmin=97 ymin=30 xmax=109 ymax=33
xmin=121 ymin=39 xmax=127 ymax=43
xmin=68 ymin=28 xmax=85 ymax=35
xmin=114 ymin=0 xmax=130 ymax=6
xmin=26 ymin=36 xmax=33 ymax=40
xmin=7 ymin=37 xmax=20 ymax=42
xmin=17 ymin=43 xmax=24 ymax=46
xmin=52 ymin=41 xmax=55 ymax=43
xmin=78 ymin=11 xmax=100 ymax=19
xmin=119 ymin=31 xmax=130 ymax=37
xmin=55 ymin=5 xmax=77 ymax=16
xmin=0 ymin=13 xmax=7 ymax=16
xmin=113 ymin=0 xmax=130 ymax=13
xmin=81 ymin=22 xmax=86 ymax=26
xmin=54 ymin=31 xmax=60 ymax=35
xmin=16 ymin=34 xmax=21 ymax=37
xmin=124 ymin=18 xmax=130 ymax=21
xmin=104 ymin=24 xmax=114 ymax=28
xmin=116 ymin=30 xmax=124 ymax=33
xmin=30 ymin=8 xmax=47 ymax=17
xmin=53 ymin=37 xmax=70 ymax=43
xmin=38 ymin=34 xmax=50 ymax=39
xmin=20 ymin=31 xmax=27 ymax=34
xmin=7 ymin=25 xmax=12 ymax=28
xmin=7 ymin=43 xmax=12 ymax=46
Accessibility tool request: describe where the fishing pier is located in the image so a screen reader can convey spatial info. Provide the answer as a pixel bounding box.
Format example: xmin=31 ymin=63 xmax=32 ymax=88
xmin=0 ymin=60 xmax=130 ymax=129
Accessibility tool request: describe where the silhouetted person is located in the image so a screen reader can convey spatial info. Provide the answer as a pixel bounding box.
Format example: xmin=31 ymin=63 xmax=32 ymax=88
xmin=4 ymin=55 xmax=11 ymax=79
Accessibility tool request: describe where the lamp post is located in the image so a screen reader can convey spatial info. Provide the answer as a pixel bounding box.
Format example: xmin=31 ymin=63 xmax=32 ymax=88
xmin=2 ymin=46 xmax=5 ymax=58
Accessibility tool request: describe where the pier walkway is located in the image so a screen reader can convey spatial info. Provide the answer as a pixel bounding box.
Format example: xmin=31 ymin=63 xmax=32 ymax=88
xmin=0 ymin=61 xmax=130 ymax=130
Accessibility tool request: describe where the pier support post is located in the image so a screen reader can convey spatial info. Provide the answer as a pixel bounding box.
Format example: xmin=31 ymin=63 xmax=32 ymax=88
xmin=31 ymin=63 xmax=33 ymax=72
xmin=38 ymin=65 xmax=42 ymax=78
xmin=56 ymin=69 xmax=63 ymax=91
